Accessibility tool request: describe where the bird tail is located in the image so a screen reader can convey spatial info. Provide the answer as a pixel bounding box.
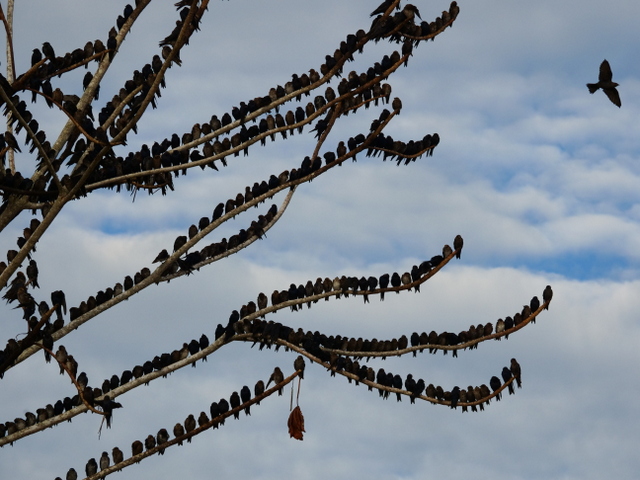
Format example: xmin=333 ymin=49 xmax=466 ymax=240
xmin=586 ymin=83 xmax=599 ymax=94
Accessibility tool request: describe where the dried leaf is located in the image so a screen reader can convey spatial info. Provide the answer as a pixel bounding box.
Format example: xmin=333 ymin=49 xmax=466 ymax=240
xmin=287 ymin=406 xmax=305 ymax=440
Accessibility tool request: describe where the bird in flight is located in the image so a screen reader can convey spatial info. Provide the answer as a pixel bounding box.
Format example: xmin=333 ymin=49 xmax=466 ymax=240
xmin=587 ymin=60 xmax=621 ymax=107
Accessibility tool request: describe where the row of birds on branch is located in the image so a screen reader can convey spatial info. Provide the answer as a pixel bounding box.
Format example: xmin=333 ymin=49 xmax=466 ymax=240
xmin=232 ymin=237 xmax=462 ymax=320
xmin=223 ymin=286 xmax=550 ymax=364
xmin=55 ymin=362 xmax=299 ymax=480
xmin=61 ymin=203 xmax=279 ymax=322
xmin=1 ymin=285 xmax=550 ymax=444
xmin=373 ymin=359 xmax=520 ymax=410
xmin=368 ymin=1 xmax=459 ymax=44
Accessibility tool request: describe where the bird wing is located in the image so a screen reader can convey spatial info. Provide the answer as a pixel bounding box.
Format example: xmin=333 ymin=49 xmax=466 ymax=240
xmin=603 ymin=87 xmax=621 ymax=107
xmin=599 ymin=59 xmax=613 ymax=82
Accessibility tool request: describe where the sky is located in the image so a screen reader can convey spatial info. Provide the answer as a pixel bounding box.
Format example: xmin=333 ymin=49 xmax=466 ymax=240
xmin=1 ymin=1 xmax=640 ymax=479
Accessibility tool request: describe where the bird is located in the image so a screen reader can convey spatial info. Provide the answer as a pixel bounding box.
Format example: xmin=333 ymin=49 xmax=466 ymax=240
xmin=173 ymin=423 xmax=185 ymax=445
xmin=131 ymin=440 xmax=143 ymax=460
xmin=450 ymin=386 xmax=460 ymax=409
xmin=453 ymin=234 xmax=463 ymax=259
xmin=266 ymin=366 xmax=284 ymax=395
xmin=230 ymin=391 xmax=241 ymax=419
xmin=97 ymin=395 xmax=122 ymax=428
xmin=156 ymin=428 xmax=169 ymax=454
xmin=42 ymin=41 xmax=56 ymax=60
xmin=144 ymin=434 xmax=156 ymax=451
xmin=502 ymin=367 xmax=514 ymax=394
xmin=66 ymin=468 xmax=78 ymax=480
xmin=587 ymin=60 xmax=621 ymax=107
xmin=112 ymin=446 xmax=123 ymax=468
xmin=510 ymin=358 xmax=522 ymax=388
xmin=254 ymin=379 xmax=265 ymax=404
xmin=489 ymin=375 xmax=502 ymax=401
xmin=184 ymin=414 xmax=196 ymax=442
xmin=99 ymin=451 xmax=110 ymax=472
xmin=543 ymin=285 xmax=553 ymax=309
xmin=85 ymin=458 xmax=98 ymax=477
xmin=240 ymin=385 xmax=251 ymax=415
xmin=294 ymin=355 xmax=305 ymax=379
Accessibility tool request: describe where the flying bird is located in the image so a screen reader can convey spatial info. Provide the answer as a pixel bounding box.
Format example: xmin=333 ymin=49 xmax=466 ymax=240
xmin=587 ymin=60 xmax=621 ymax=107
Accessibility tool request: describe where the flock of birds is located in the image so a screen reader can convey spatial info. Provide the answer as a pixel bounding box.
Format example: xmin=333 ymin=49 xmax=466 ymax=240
xmin=0 ymin=2 xmax=583 ymax=477
xmin=0 ymin=225 xmax=553 ymax=458
xmin=49 ymin=353 xmax=519 ymax=480
xmin=0 ymin=0 xmax=458 ymax=206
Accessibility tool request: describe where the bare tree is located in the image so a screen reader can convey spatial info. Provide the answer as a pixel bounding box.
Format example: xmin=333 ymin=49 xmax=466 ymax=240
xmin=0 ymin=1 xmax=553 ymax=478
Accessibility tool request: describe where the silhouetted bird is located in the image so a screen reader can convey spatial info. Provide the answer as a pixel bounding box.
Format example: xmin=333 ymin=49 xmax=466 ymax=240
xmin=392 ymin=374 xmax=403 ymax=401
xmin=240 ymin=385 xmax=251 ymax=415
xmin=100 ymin=451 xmax=110 ymax=472
xmin=502 ymin=367 xmax=514 ymax=394
xmin=112 ymin=446 xmax=123 ymax=467
xmin=184 ymin=414 xmax=196 ymax=442
xmin=98 ymin=395 xmax=122 ymax=428
xmin=156 ymin=428 xmax=169 ymax=454
xmin=543 ymin=285 xmax=553 ymax=309
xmin=450 ymin=386 xmax=460 ymax=409
xmin=453 ymin=234 xmax=463 ymax=258
xmin=587 ymin=60 xmax=621 ymax=107
xmin=230 ymin=391 xmax=241 ymax=419
xmin=144 ymin=434 xmax=156 ymax=451
xmin=530 ymin=295 xmax=540 ymax=312
xmin=131 ymin=440 xmax=143 ymax=459
xmin=85 ymin=458 xmax=98 ymax=477
xmin=266 ymin=366 xmax=284 ymax=395
xmin=294 ymin=355 xmax=305 ymax=379
xmin=489 ymin=375 xmax=502 ymax=400
xmin=370 ymin=0 xmax=395 ymax=16
xmin=51 ymin=290 xmax=66 ymax=322
xmin=510 ymin=358 xmax=522 ymax=388
xmin=173 ymin=423 xmax=185 ymax=445
xmin=42 ymin=42 xmax=56 ymax=60
xmin=254 ymin=380 xmax=265 ymax=404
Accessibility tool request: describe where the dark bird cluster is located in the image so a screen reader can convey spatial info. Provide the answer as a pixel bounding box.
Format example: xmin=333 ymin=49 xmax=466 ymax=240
xmin=366 ymin=130 xmax=440 ymax=164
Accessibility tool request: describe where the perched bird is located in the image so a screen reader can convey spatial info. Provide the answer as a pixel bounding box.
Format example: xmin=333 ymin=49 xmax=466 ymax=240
xmin=173 ymin=422 xmax=185 ymax=445
xmin=240 ymin=385 xmax=251 ymax=415
xmin=85 ymin=458 xmax=98 ymax=477
xmin=450 ymin=386 xmax=460 ymax=409
xmin=501 ymin=366 xmax=514 ymax=394
xmin=254 ymin=380 xmax=265 ymax=404
xmin=266 ymin=366 xmax=284 ymax=395
xmin=144 ymin=434 xmax=156 ymax=451
xmin=112 ymin=446 xmax=123 ymax=468
xmin=131 ymin=440 xmax=143 ymax=460
xmin=99 ymin=451 xmax=110 ymax=472
xmin=543 ymin=285 xmax=553 ymax=309
xmin=294 ymin=355 xmax=305 ymax=379
xmin=510 ymin=358 xmax=522 ymax=388
xmin=230 ymin=391 xmax=241 ymax=419
xmin=66 ymin=468 xmax=78 ymax=480
xmin=489 ymin=375 xmax=502 ymax=401
xmin=370 ymin=0 xmax=395 ymax=16
xmin=184 ymin=414 xmax=196 ymax=442
xmin=156 ymin=428 xmax=169 ymax=454
xmin=587 ymin=60 xmax=621 ymax=107
xmin=453 ymin=234 xmax=463 ymax=259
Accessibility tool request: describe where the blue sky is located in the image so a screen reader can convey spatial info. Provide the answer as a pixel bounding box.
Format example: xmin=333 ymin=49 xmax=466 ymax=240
xmin=1 ymin=1 xmax=640 ymax=479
